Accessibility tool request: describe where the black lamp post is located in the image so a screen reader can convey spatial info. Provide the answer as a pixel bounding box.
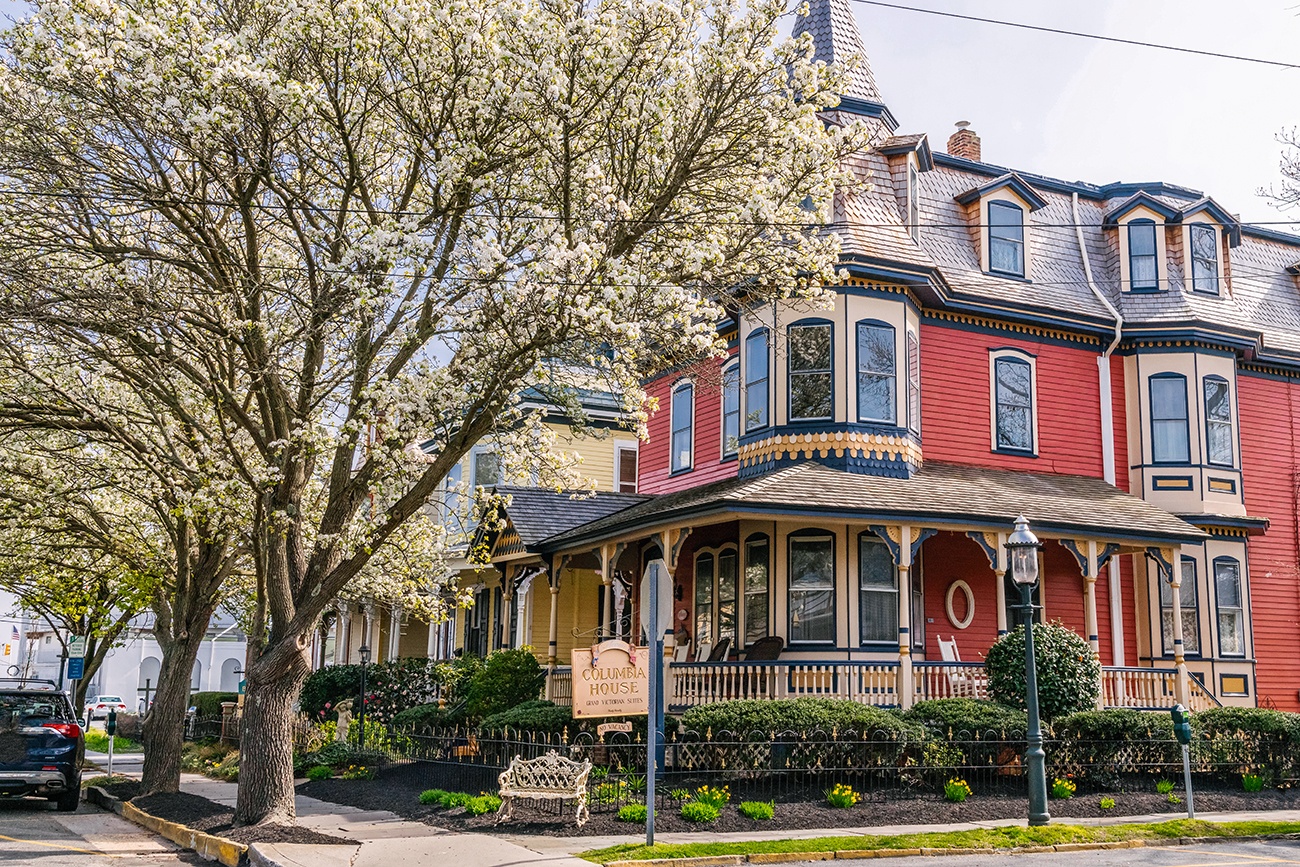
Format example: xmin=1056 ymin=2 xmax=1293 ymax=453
xmin=1006 ymin=515 xmax=1050 ymax=827
xmin=357 ymin=644 xmax=371 ymax=749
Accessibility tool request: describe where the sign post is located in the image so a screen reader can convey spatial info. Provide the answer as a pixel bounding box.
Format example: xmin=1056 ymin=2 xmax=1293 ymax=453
xmin=646 ymin=560 xmax=660 ymax=847
xmin=106 ymin=709 xmax=117 ymax=776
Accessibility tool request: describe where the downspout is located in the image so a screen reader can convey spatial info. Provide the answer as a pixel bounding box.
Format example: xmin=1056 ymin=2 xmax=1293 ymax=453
xmin=1073 ymin=192 xmax=1127 ymax=665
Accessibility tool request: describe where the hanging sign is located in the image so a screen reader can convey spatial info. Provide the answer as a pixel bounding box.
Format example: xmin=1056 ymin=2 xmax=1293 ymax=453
xmin=570 ymin=639 xmax=648 ymax=718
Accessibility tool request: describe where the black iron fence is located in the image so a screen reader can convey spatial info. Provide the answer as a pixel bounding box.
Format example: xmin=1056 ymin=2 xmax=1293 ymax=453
xmin=367 ymin=723 xmax=1299 ymax=812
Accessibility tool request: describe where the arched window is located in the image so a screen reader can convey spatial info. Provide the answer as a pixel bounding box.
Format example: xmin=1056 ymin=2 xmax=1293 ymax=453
xmin=1128 ymin=219 xmax=1159 ymax=290
xmin=1150 ymin=374 xmax=1189 ymax=464
xmin=1190 ymin=224 xmax=1219 ymax=294
xmin=694 ymin=552 xmax=715 ymax=645
xmin=858 ymin=532 xmax=897 ymax=645
xmin=744 ymin=329 xmax=770 ymax=432
xmin=670 ymin=381 xmax=694 ymax=472
xmin=743 ymin=534 xmax=770 ymax=646
xmin=1160 ymin=558 xmax=1200 ymax=656
xmin=694 ymin=548 xmax=738 ymax=647
xmin=856 ymin=321 xmax=896 ymax=424
xmin=722 ymin=361 xmax=740 ymax=457
xmin=1203 ymin=375 xmax=1233 ymax=467
xmin=788 ymin=320 xmax=833 ymax=421
xmin=1213 ymin=557 xmax=1245 ymax=657
xmin=992 ymin=353 xmax=1034 ymax=452
xmin=788 ymin=530 xmax=835 ymax=644
xmin=988 ymin=201 xmax=1025 ymax=277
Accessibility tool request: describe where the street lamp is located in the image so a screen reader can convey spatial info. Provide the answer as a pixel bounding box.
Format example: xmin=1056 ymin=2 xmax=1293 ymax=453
xmin=357 ymin=644 xmax=371 ymax=750
xmin=1006 ymin=515 xmax=1050 ymax=827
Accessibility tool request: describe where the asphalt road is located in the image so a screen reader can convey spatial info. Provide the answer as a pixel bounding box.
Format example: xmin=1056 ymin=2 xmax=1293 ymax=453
xmin=833 ymin=839 xmax=1300 ymax=867
xmin=0 ymin=796 xmax=202 ymax=865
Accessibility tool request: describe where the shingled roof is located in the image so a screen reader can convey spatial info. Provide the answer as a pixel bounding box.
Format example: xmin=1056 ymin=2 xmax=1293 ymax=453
xmin=538 ymin=462 xmax=1205 ymax=551
xmin=793 ymin=0 xmax=883 ymax=103
xmin=493 ymin=486 xmax=648 ymax=547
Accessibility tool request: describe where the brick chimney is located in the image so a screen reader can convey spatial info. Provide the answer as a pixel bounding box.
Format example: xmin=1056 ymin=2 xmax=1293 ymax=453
xmin=947 ymin=121 xmax=981 ymax=162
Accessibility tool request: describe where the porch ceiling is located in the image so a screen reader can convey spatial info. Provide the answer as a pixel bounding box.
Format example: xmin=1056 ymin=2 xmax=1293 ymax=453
xmin=538 ymin=461 xmax=1208 ymax=552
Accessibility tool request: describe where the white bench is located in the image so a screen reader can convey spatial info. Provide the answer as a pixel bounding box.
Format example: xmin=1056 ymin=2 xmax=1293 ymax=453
xmin=496 ymin=750 xmax=593 ymax=826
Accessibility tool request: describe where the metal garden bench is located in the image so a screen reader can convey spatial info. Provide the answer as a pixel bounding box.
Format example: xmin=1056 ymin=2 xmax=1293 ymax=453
xmin=496 ymin=750 xmax=593 ymax=826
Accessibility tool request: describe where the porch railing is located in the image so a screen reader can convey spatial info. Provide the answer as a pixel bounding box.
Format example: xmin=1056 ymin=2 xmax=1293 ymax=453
xmin=1101 ymin=666 xmax=1220 ymax=712
xmin=914 ymin=661 xmax=988 ymax=701
xmin=545 ymin=665 xmax=573 ymax=707
xmin=668 ymin=661 xmax=898 ymax=711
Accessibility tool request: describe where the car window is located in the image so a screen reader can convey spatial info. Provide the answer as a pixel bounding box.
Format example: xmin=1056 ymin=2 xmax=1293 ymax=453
xmin=0 ymin=692 xmax=73 ymax=729
xmin=98 ymin=696 xmax=122 ymax=703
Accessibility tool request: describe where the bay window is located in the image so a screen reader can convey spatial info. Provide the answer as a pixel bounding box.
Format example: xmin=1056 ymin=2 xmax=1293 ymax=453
xmin=856 ymin=321 xmax=896 ymax=424
xmin=1204 ymin=376 xmax=1233 ymax=467
xmin=788 ymin=533 xmax=835 ymax=644
xmin=1160 ymin=559 xmax=1200 ymax=656
xmin=743 ymin=535 xmax=769 ymax=646
xmin=722 ymin=361 xmax=740 ymax=457
xmin=1214 ymin=558 xmax=1245 ymax=656
xmin=788 ymin=322 xmax=833 ymax=421
xmin=744 ymin=329 xmax=770 ymax=432
xmin=1150 ymin=374 xmax=1190 ymax=464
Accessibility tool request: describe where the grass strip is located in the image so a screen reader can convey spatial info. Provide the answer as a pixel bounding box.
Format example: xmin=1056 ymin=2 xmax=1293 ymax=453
xmin=84 ymin=729 xmax=144 ymax=753
xmin=579 ymin=819 xmax=1300 ymax=863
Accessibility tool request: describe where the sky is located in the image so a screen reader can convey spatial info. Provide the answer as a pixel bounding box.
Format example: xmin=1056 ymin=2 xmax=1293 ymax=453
xmin=0 ymin=0 xmax=1297 ymax=225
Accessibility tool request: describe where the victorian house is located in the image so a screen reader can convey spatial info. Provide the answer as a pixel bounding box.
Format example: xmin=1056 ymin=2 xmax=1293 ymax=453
xmin=464 ymin=0 xmax=1300 ymax=714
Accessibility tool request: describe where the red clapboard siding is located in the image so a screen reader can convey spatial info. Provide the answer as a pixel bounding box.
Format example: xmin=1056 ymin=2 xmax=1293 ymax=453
xmin=640 ymin=351 xmax=740 ymax=495
xmin=919 ymin=322 xmax=1105 ymax=478
xmin=1238 ymin=372 xmax=1300 ymax=711
xmin=920 ymin=532 xmax=999 ymax=660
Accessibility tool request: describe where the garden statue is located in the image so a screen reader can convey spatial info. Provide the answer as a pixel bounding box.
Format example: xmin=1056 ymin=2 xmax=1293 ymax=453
xmin=334 ymin=699 xmax=353 ymax=743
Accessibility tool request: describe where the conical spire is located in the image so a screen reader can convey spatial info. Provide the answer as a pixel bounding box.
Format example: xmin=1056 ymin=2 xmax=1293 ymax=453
xmin=792 ymin=0 xmax=883 ymax=103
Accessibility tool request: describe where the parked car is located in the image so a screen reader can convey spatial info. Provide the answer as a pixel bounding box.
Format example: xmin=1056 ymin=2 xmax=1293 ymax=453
xmin=85 ymin=696 xmax=128 ymax=721
xmin=0 ymin=681 xmax=84 ymax=811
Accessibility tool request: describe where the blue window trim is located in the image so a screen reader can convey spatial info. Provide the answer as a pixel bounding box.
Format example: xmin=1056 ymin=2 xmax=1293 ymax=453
xmin=992 ymin=352 xmax=1035 ymax=454
xmin=1127 ymin=219 xmax=1160 ymax=291
xmin=742 ymin=533 xmax=771 ymax=649
xmin=854 ymin=318 xmax=897 ymax=425
xmin=857 ymin=531 xmax=898 ymax=647
xmin=670 ymin=379 xmax=694 ymax=474
xmin=1149 ymin=373 xmax=1190 ymax=466
xmin=1212 ymin=556 xmax=1246 ymax=658
xmin=987 ymin=200 xmax=1026 ymax=278
xmin=1158 ymin=557 xmax=1201 ymax=659
xmin=721 ymin=359 xmax=741 ymax=458
xmin=786 ymin=318 xmax=835 ymax=423
xmin=1203 ymin=374 xmax=1233 ymax=468
xmin=1189 ymin=223 xmax=1220 ymax=295
xmin=744 ymin=328 xmax=771 ymax=435
xmin=787 ymin=528 xmax=837 ymax=646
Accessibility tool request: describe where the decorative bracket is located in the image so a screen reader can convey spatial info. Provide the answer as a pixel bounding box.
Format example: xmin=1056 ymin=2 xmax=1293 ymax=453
xmin=665 ymin=527 xmax=693 ymax=571
xmin=869 ymin=525 xmax=936 ymax=567
xmin=966 ymin=531 xmax=1001 ymax=570
xmin=1144 ymin=546 xmax=1175 ymax=584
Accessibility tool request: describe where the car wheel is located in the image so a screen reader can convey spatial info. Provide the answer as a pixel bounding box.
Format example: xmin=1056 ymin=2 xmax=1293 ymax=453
xmin=53 ymin=788 xmax=80 ymax=812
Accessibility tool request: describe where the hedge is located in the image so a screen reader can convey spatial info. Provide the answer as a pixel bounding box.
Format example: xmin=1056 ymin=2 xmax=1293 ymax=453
xmin=680 ymin=698 xmax=919 ymax=737
xmin=190 ymin=691 xmax=238 ymax=717
xmin=985 ymin=621 xmax=1100 ymax=720
xmin=479 ymin=700 xmax=573 ymax=734
xmin=902 ymin=699 xmax=1026 ymax=735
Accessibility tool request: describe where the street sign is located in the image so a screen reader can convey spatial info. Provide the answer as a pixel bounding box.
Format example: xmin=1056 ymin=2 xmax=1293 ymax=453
xmin=238 ymin=679 xmax=246 ymax=696
xmin=66 ymin=657 xmax=85 ymax=680
xmin=68 ymin=636 xmax=87 ymax=658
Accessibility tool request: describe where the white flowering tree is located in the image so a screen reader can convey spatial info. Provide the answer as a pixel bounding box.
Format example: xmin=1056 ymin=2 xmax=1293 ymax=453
xmin=0 ymin=0 xmax=860 ymax=824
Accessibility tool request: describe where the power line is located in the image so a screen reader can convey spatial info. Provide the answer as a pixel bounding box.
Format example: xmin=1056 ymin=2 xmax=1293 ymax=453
xmin=850 ymin=0 xmax=1300 ymax=71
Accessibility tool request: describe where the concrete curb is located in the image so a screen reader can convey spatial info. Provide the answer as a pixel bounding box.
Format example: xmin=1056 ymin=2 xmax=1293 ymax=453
xmin=84 ymin=784 xmax=248 ymax=866
xmin=599 ymin=832 xmax=1300 ymax=866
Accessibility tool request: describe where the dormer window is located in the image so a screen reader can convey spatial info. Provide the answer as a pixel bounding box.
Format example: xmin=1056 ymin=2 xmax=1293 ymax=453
xmin=1190 ymin=223 xmax=1219 ymax=294
xmin=988 ymin=201 xmax=1025 ymax=277
xmin=1128 ymin=220 xmax=1159 ymax=290
xmin=788 ymin=321 xmax=833 ymax=422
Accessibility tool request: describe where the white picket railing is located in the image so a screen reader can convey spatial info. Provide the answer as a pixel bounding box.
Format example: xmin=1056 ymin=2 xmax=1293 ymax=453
xmin=1100 ymin=666 xmax=1219 ymax=712
xmin=546 ymin=666 xmax=573 ymax=707
xmin=667 ymin=661 xmax=898 ymax=710
xmin=914 ymin=662 xmax=988 ymax=701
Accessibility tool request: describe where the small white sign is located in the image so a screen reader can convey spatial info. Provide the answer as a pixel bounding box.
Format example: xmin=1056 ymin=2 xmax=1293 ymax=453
xmin=67 ymin=636 xmax=87 ymax=658
xmin=597 ymin=721 xmax=633 ymax=736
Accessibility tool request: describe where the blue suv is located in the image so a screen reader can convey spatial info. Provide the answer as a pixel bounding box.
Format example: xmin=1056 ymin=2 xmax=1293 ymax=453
xmin=0 ymin=681 xmax=84 ymax=811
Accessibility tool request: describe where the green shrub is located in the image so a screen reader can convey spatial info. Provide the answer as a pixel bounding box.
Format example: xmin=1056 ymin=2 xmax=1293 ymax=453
xmin=189 ymin=691 xmax=239 ymax=717
xmin=299 ymin=741 xmax=389 ymax=770
xmin=1050 ymin=708 xmax=1179 ymax=789
xmin=825 ymin=783 xmax=860 ymax=808
xmin=1053 ymin=708 xmax=1174 ymax=741
xmin=464 ymin=793 xmax=502 ymax=816
xmin=305 ymin=765 xmax=333 ymax=781
xmin=738 ymin=800 xmax=774 ymax=821
xmin=1193 ymin=707 xmax=1300 ymax=783
xmin=985 ymin=621 xmax=1100 ymax=720
xmin=680 ymin=801 xmax=720 ymax=823
xmin=392 ymin=703 xmax=447 ymax=731
xmin=1193 ymin=706 xmax=1300 ymax=738
xmin=944 ymin=778 xmax=971 ymax=803
xmin=479 ymin=700 xmax=573 ymax=734
xmin=1243 ymin=773 xmax=1264 ymax=792
xmin=463 ymin=649 xmax=545 ymax=720
xmin=692 ymin=785 xmax=730 ymax=809
xmin=618 ymin=804 xmax=648 ymax=822
xmin=903 ymin=698 xmax=1026 ymax=734
xmin=680 ymin=698 xmax=916 ymax=736
xmin=420 ymin=788 xmax=450 ymax=805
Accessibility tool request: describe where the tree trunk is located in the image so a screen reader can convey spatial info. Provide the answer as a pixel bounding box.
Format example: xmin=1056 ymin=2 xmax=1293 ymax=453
xmin=233 ymin=638 xmax=311 ymax=826
xmin=139 ymin=636 xmax=202 ymax=795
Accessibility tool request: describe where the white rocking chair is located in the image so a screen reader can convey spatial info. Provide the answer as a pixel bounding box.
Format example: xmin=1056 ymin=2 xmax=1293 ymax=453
xmin=937 ymin=635 xmax=980 ymax=698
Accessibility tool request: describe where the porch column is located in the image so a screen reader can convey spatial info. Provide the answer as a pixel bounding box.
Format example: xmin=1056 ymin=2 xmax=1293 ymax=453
xmin=545 ymin=559 xmax=562 ymax=699
xmin=1164 ymin=547 xmax=1190 ymax=706
xmin=896 ymin=525 xmax=917 ymax=710
xmin=600 ymin=544 xmax=615 ymax=640
xmin=426 ymin=618 xmax=438 ymax=659
xmin=363 ymin=604 xmax=376 ymax=656
xmin=993 ymin=534 xmax=1009 ymax=636
xmin=1083 ymin=542 xmax=1104 ymax=710
xmin=333 ymin=605 xmax=350 ymax=665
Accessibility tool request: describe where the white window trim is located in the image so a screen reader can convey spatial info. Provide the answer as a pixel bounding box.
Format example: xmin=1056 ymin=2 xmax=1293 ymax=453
xmin=907 ymin=160 xmax=921 ymax=243
xmin=987 ymin=348 xmax=1039 ymax=455
xmin=1182 ymin=218 xmax=1226 ymax=296
xmin=976 ymin=189 xmax=1034 ymax=278
xmin=1117 ymin=209 xmax=1169 ymax=293
xmin=614 ymin=439 xmax=639 ymax=492
xmin=670 ymin=379 xmax=696 ymax=473
xmin=470 ymin=446 xmax=501 ymax=489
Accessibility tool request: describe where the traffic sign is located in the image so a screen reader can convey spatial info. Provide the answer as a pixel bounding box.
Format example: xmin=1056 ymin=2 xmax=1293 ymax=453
xmin=66 ymin=657 xmax=85 ymax=680
xmin=68 ymin=636 xmax=87 ymax=657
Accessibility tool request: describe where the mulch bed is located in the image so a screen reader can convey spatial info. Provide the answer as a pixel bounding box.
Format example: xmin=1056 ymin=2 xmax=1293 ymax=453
xmin=95 ymin=778 xmax=144 ymax=801
xmin=298 ymin=762 xmax=1300 ymax=838
xmin=130 ymin=791 xmax=357 ymax=846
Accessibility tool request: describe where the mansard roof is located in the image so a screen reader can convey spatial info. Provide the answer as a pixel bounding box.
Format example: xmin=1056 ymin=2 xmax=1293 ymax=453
xmin=878 ymin=133 xmax=934 ymax=171
xmin=1101 ymin=191 xmax=1183 ymax=226
xmin=795 ymin=0 xmax=896 ymax=130
xmin=954 ymin=172 xmax=1049 ymax=212
xmin=539 ymin=462 xmax=1205 ymax=552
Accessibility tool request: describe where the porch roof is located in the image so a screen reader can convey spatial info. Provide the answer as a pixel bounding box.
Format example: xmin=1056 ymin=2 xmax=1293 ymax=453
xmin=491 ymin=486 xmax=651 ymax=548
xmin=538 ymin=461 xmax=1207 ymax=551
